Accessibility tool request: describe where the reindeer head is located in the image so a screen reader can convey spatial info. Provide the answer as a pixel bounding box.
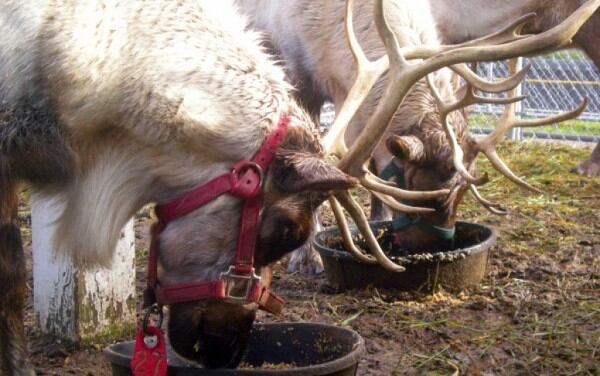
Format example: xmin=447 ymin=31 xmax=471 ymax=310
xmin=153 ymin=108 xmax=356 ymax=368
xmin=381 ymin=78 xmax=474 ymax=252
xmin=322 ymin=0 xmax=597 ymax=271
xmin=378 ymin=65 xmax=529 ymax=252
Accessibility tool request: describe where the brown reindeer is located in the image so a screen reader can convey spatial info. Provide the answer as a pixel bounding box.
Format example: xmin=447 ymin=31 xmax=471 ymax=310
xmin=429 ymin=0 xmax=600 ymax=177
xmin=0 ymin=0 xmax=358 ymax=372
xmin=236 ymin=0 xmax=597 ymax=271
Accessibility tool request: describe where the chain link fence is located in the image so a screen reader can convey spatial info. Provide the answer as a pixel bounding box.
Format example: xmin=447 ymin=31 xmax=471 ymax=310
xmin=471 ymin=50 xmax=600 ymax=143
xmin=320 ymin=49 xmax=600 ymax=144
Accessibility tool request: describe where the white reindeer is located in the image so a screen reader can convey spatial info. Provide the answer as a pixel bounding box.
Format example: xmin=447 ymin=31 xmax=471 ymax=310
xmin=235 ymin=0 xmax=598 ymax=272
xmin=0 ymin=0 xmax=357 ymax=372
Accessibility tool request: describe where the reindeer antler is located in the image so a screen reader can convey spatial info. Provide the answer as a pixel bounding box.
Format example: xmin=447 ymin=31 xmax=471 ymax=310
xmin=431 ymin=58 xmax=587 ymax=206
xmin=328 ymin=0 xmax=599 ymax=272
xmin=469 ymin=185 xmax=507 ymax=215
xmin=426 ymin=66 xmax=528 ymax=185
xmin=474 ymin=62 xmax=589 ymax=193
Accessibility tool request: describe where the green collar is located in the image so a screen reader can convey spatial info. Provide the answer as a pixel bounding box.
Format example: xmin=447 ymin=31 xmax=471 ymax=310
xmin=391 ymin=214 xmax=456 ymax=240
xmin=380 ymin=160 xmax=455 ymax=240
xmin=379 ymin=161 xmax=405 ymax=186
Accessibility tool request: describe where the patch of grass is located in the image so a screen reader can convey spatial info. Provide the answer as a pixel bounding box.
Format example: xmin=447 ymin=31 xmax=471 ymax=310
xmin=273 ymin=141 xmax=599 ymax=375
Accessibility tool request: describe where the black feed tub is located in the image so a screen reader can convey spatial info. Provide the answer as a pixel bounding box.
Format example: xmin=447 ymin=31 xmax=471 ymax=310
xmin=313 ymin=221 xmax=496 ymax=293
xmin=105 ymin=322 xmax=365 ymax=375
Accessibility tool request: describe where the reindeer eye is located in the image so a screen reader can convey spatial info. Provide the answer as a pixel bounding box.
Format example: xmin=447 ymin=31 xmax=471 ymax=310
xmin=278 ymin=217 xmax=296 ymax=240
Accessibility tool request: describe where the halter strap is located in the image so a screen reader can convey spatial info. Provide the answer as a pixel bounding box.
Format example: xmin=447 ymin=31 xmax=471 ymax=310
xmin=144 ymin=115 xmax=289 ymax=315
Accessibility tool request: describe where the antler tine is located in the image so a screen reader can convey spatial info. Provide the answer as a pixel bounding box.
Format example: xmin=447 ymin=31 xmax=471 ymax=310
xmin=482 ymin=148 xmax=543 ymax=193
xmin=451 ymin=63 xmax=531 ymax=93
xmin=475 ymin=60 xmax=589 ymax=193
xmin=337 ymin=0 xmax=417 ymax=175
xmin=421 ymin=0 xmax=598 ymax=66
xmin=455 ymin=13 xmax=536 ymax=48
xmin=371 ymin=191 xmax=433 ymax=214
xmin=479 ymin=97 xmax=589 ymax=149
xmin=334 ymin=191 xmax=406 ymax=272
xmin=322 ymin=0 xmax=389 ymax=158
xmin=398 ymin=14 xmax=538 ymax=62
xmin=426 ymin=62 xmax=531 ymax=189
xmin=475 ymin=59 xmax=542 ymax=193
xmin=446 ymin=81 xmax=527 ymax=114
xmin=469 ymin=185 xmax=508 ymax=215
xmin=426 ymin=74 xmax=486 ymax=185
xmin=477 ymin=99 xmax=588 ymax=193
xmin=329 ymin=196 xmax=378 ymax=264
xmin=363 ymin=167 xmax=448 ymax=201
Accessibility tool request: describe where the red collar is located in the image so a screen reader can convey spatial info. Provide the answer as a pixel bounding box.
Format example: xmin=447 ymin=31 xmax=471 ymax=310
xmin=143 ymin=115 xmax=289 ymax=315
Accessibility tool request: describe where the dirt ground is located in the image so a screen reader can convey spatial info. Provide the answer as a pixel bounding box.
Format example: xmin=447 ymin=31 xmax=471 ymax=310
xmin=18 ymin=141 xmax=599 ymax=375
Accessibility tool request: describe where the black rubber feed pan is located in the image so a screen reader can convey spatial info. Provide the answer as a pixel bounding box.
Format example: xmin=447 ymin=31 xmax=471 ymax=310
xmin=105 ymin=322 xmax=365 ymax=375
xmin=313 ymin=221 xmax=496 ymax=293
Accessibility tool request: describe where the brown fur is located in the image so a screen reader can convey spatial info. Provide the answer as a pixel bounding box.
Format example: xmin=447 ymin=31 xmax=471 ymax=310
xmin=0 ymin=165 xmax=35 ymax=375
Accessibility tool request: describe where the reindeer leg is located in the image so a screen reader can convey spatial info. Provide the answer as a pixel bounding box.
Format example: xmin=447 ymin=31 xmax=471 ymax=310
xmin=571 ymin=10 xmax=600 ymax=177
xmin=573 ymin=141 xmax=600 ymax=177
xmin=0 ymin=178 xmax=35 ymax=376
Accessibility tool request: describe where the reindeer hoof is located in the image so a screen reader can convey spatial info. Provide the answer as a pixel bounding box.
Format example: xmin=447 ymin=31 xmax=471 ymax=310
xmin=286 ymin=244 xmax=324 ymax=274
xmin=573 ymin=159 xmax=600 ymax=177
xmin=573 ymin=143 xmax=600 ymax=177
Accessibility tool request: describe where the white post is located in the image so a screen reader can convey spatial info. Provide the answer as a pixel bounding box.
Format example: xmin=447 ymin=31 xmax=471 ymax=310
xmin=487 ymin=62 xmax=495 ymax=116
xmin=509 ymin=57 xmax=524 ymax=141
xmin=31 ymin=194 xmax=136 ymax=341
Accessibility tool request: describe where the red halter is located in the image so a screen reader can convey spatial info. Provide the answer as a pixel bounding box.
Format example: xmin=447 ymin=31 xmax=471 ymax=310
xmin=143 ymin=115 xmax=289 ymax=315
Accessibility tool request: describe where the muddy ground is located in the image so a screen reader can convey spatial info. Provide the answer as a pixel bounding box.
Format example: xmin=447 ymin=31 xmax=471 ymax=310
xmin=18 ymin=141 xmax=599 ymax=375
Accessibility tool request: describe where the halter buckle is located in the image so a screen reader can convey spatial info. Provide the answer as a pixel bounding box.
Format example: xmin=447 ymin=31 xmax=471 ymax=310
xmin=220 ymin=265 xmax=261 ymax=303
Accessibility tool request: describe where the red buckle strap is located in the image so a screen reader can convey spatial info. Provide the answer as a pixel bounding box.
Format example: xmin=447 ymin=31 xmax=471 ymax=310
xmin=249 ymin=282 xmax=285 ymax=315
xmin=154 ymin=280 xmax=226 ymax=305
xmin=153 ymin=276 xmax=284 ymax=315
xmin=144 ymin=115 xmax=289 ymax=313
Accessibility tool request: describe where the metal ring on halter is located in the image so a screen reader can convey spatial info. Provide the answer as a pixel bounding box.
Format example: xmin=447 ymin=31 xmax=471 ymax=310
xmin=237 ymin=161 xmax=264 ymax=181
xmin=230 ymin=161 xmax=264 ymax=198
xmin=142 ymin=303 xmax=164 ymax=335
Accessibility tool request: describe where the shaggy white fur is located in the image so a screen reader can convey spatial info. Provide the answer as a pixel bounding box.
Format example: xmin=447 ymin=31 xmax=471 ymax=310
xmin=1 ymin=0 xmax=298 ymax=268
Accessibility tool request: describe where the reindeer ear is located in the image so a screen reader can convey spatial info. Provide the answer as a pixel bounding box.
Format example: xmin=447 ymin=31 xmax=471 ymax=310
xmin=386 ymin=135 xmax=425 ymax=163
xmin=273 ymin=154 xmax=358 ymax=193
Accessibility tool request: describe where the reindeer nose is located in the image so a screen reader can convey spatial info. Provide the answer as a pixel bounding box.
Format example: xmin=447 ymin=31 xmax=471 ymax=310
xmin=169 ymin=322 xmax=250 ymax=369
xmin=195 ymin=329 xmax=246 ymax=369
xmin=168 ymin=301 xmax=256 ymax=369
